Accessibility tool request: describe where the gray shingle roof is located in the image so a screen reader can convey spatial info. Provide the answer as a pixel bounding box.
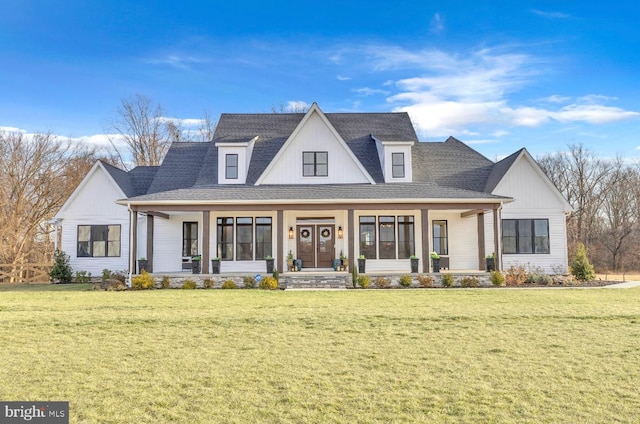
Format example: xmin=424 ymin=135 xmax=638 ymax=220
xmin=412 ymin=137 xmax=494 ymax=192
xmin=146 ymin=142 xmax=210 ymax=194
xmin=100 ymin=161 xmax=136 ymax=197
xmin=123 ymin=182 xmax=509 ymax=204
xmin=129 ymin=166 xmax=159 ymax=196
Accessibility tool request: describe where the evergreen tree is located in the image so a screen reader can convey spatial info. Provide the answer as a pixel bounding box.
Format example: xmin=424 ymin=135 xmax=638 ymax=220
xmin=50 ymin=250 xmax=72 ymax=283
xmin=571 ymin=243 xmax=595 ymax=281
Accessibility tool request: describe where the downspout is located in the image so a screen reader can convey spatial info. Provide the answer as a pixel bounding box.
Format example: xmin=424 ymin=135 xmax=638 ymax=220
xmin=497 ymin=203 xmax=503 ymax=271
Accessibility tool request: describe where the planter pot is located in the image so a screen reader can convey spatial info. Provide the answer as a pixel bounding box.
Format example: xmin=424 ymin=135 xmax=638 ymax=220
xmin=191 ymin=260 xmax=201 ymax=274
xmin=410 ymin=258 xmax=419 ymax=273
xmin=358 ymin=258 xmax=366 ymax=273
xmin=287 ymin=259 xmax=294 ymax=271
xmin=137 ymin=260 xmax=148 ymax=273
xmin=266 ymin=258 xmax=275 ymax=274
xmin=211 ymin=259 xmax=221 ymax=274
xmin=431 ymin=258 xmax=440 ymax=273
xmin=294 ymin=259 xmax=302 ymax=271
xmin=486 ymin=258 xmax=495 ymax=272
xmin=332 ymin=259 xmax=340 ymax=271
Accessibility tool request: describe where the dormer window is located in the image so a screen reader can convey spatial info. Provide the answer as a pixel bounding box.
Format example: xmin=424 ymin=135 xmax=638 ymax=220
xmin=392 ymin=153 xmax=405 ymax=178
xmin=225 ymin=154 xmax=238 ymax=179
xmin=303 ymin=152 xmax=328 ymax=177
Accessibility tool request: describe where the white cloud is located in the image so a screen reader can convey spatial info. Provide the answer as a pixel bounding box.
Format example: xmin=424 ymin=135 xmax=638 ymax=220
xmin=465 ymin=139 xmax=499 ymax=145
xmin=353 ymin=87 xmax=389 ymax=96
xmin=430 ymin=13 xmax=445 ymax=34
xmin=337 ymin=75 xmax=351 ymax=81
xmin=370 ymin=45 xmax=640 ymax=136
xmin=143 ymin=54 xmax=210 ymax=70
xmin=0 ymin=126 xmax=27 ymax=133
xmin=531 ymin=9 xmax=572 ymax=19
xmin=492 ymin=130 xmax=510 ymax=137
xmin=285 ymin=101 xmax=310 ymax=112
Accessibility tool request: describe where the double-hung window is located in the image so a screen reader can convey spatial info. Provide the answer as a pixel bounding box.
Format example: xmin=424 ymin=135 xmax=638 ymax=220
xmin=392 ymin=153 xmax=405 ymax=178
xmin=432 ymin=220 xmax=448 ymax=255
xmin=225 ymin=154 xmax=238 ymax=179
xmin=217 ymin=217 xmax=273 ymax=260
xmin=502 ymin=219 xmax=549 ymax=254
xmin=182 ymin=222 xmax=198 ymax=257
xmin=303 ymin=152 xmax=328 ymax=177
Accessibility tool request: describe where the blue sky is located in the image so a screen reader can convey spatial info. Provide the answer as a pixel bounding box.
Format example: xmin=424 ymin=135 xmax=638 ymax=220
xmin=1 ymin=0 xmax=639 ymax=161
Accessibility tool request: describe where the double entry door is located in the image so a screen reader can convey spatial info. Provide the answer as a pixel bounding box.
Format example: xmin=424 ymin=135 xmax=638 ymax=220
xmin=297 ymin=224 xmax=335 ymax=269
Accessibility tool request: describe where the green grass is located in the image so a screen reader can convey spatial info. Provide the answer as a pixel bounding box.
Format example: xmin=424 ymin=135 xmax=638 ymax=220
xmin=1 ymin=288 xmax=640 ymax=423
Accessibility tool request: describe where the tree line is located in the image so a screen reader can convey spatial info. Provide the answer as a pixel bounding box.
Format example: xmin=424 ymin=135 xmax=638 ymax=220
xmin=1 ymin=95 xmax=636 ymax=272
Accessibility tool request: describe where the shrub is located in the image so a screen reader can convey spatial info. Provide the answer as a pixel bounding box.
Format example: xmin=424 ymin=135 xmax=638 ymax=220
xmin=50 ymin=250 xmax=72 ymax=283
xmin=221 ymin=279 xmax=237 ymax=289
xmin=490 ymin=271 xmax=505 ymax=287
xmin=161 ymin=276 xmax=171 ymax=289
xmin=417 ymin=274 xmax=434 ymax=288
xmin=459 ymin=276 xmax=480 ymax=288
xmin=131 ymin=270 xmax=155 ymax=290
xmin=74 ymin=270 xmax=92 ymax=284
xmin=505 ymin=265 xmax=527 ymax=286
xmin=441 ymin=273 xmax=454 ymax=288
xmin=111 ymin=271 xmax=126 ymax=284
xmin=399 ymin=274 xmax=412 ymax=287
xmin=182 ymin=279 xmax=197 ymax=289
xmin=106 ymin=280 xmax=126 ymax=291
xmin=259 ymin=276 xmax=278 ymax=290
xmin=373 ymin=276 xmax=391 ymax=289
xmin=357 ymin=275 xmax=370 ymax=288
xmin=243 ymin=276 xmax=256 ymax=289
xmin=571 ymin=243 xmax=595 ymax=281
xmin=101 ymin=269 xmax=112 ymax=282
xmin=527 ymin=272 xmax=553 ymax=285
xmin=272 ymin=269 xmax=279 ymax=282
xmin=203 ymin=278 xmax=215 ymax=289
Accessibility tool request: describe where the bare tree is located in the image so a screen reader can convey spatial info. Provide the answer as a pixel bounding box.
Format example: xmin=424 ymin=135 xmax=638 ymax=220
xmin=108 ymin=94 xmax=171 ymax=169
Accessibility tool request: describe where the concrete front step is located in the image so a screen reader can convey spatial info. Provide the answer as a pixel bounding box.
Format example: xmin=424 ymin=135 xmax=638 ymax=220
xmin=281 ymin=273 xmax=351 ymax=290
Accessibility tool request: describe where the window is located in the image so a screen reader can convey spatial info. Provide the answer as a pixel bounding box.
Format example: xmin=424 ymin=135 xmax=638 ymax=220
xmin=217 ymin=216 xmax=273 ymax=260
xmin=255 ymin=217 xmax=273 ymax=260
xmin=502 ymin=219 xmax=549 ymax=254
xmin=217 ymin=218 xmax=234 ymax=260
xmin=236 ymin=217 xmax=253 ymax=261
xmin=183 ymin=222 xmax=198 ymax=257
xmin=359 ymin=216 xmax=376 ymax=259
xmin=77 ymin=225 xmax=121 ymax=257
xmin=303 ymin=151 xmax=328 ymax=177
xmin=379 ymin=216 xmax=396 ymax=259
xmin=392 ymin=153 xmax=405 ymax=178
xmin=397 ymin=216 xmax=415 ymax=259
xmin=432 ymin=220 xmax=448 ymax=255
xmin=225 ymin=154 xmax=238 ymax=179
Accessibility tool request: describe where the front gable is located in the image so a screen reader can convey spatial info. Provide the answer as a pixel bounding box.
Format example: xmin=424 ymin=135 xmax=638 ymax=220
xmin=256 ymin=104 xmax=375 ymax=185
xmin=55 ymin=161 xmax=129 ymax=219
xmin=492 ymin=151 xmax=572 ymax=212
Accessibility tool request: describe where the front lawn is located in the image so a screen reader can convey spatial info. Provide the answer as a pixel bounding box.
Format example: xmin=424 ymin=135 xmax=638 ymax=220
xmin=1 ymin=288 xmax=639 ymax=423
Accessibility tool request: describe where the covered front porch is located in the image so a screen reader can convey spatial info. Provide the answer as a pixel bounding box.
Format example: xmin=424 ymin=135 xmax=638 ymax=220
xmin=127 ymin=199 xmax=506 ymax=277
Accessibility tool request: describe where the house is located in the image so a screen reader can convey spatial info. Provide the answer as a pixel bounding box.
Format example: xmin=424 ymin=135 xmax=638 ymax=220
xmin=54 ymin=103 xmax=572 ymax=277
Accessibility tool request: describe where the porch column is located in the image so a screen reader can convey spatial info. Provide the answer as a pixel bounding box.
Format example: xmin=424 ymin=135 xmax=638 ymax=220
xmin=348 ymin=209 xmax=355 ymax=272
xmin=493 ymin=206 xmax=501 ymax=271
xmin=202 ymin=211 xmax=210 ymax=274
xmin=130 ymin=209 xmax=137 ymax=274
xmin=146 ymin=215 xmax=154 ymax=273
xmin=421 ymin=209 xmax=430 ymax=273
xmin=277 ymin=210 xmax=284 ymax=273
xmin=477 ymin=212 xmax=485 ymax=270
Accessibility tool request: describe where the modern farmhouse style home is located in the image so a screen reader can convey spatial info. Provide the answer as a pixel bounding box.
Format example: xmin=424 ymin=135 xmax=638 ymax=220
xmin=54 ymin=103 xmax=572 ymax=277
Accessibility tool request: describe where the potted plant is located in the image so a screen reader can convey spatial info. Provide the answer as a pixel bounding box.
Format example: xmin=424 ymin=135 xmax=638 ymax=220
xmin=340 ymin=251 xmax=348 ymax=270
xmin=191 ymin=255 xmax=202 ymax=274
xmin=137 ymin=257 xmax=148 ymax=273
xmin=358 ymin=254 xmax=366 ymax=273
xmin=430 ymin=251 xmax=440 ymax=273
xmin=294 ymin=258 xmax=302 ymax=271
xmin=266 ymin=255 xmax=275 ymax=273
xmin=211 ymin=257 xmax=221 ymax=274
xmin=286 ymin=250 xmax=294 ymax=271
xmin=410 ymin=255 xmax=419 ymax=273
xmin=486 ymin=253 xmax=495 ymax=272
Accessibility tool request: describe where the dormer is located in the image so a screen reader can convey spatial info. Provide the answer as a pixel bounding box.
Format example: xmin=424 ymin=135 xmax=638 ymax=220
xmin=216 ymin=136 xmax=257 ymax=184
xmin=373 ymin=137 xmax=414 ymax=183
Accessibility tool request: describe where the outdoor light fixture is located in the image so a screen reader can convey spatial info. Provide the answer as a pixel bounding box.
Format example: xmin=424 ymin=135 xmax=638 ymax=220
xmin=288 ymin=227 xmax=294 ymax=239
xmin=338 ymin=226 xmax=344 ymax=239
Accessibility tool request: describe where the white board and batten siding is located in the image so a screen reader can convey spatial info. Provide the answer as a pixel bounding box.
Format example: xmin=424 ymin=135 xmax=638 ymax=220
xmin=259 ymin=111 xmax=371 ymax=185
xmin=430 ymin=210 xmax=479 ymax=271
xmin=56 ymin=165 xmax=130 ymax=275
xmin=487 ymin=153 xmax=571 ymax=273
